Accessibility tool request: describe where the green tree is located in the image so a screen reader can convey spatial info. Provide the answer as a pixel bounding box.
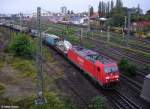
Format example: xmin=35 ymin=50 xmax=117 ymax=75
xmin=71 ymin=10 xmax=74 ymax=14
xmin=101 ymin=1 xmax=106 ymax=16
xmin=146 ymin=10 xmax=150 ymax=15
xmin=107 ymin=1 xmax=110 ymax=14
xmin=9 ymin=33 xmax=36 ymax=59
xmin=115 ymin=0 xmax=123 ymax=8
xmin=98 ymin=1 xmax=102 ymax=17
xmin=90 ymin=6 xmax=94 ymax=16
xmin=105 ymin=1 xmax=110 ymax=17
xmin=110 ymin=0 xmax=114 ymax=11
xmin=67 ymin=10 xmax=70 ymax=14
xmin=137 ymin=4 xmax=140 ymax=14
xmin=108 ymin=7 xmax=127 ymax=26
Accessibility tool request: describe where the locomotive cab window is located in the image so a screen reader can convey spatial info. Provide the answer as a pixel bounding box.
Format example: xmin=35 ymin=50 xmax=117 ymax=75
xmin=104 ymin=66 xmax=118 ymax=73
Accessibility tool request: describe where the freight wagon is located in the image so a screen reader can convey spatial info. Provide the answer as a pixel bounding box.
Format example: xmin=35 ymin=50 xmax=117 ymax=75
xmin=42 ymin=34 xmax=60 ymax=46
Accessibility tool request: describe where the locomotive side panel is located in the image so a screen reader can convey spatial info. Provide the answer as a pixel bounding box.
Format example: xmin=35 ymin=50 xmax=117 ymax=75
xmin=68 ymin=49 xmax=103 ymax=84
xmin=83 ymin=59 xmax=95 ymax=78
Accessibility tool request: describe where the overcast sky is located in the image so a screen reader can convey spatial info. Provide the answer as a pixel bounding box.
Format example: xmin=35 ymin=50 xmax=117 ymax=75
xmin=0 ymin=0 xmax=149 ymax=14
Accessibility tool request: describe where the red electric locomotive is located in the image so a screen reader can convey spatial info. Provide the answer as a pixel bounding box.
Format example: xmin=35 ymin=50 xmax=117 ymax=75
xmin=68 ymin=46 xmax=120 ymax=86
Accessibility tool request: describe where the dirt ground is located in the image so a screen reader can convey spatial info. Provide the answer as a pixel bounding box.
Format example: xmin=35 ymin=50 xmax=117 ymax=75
xmin=0 ymin=28 xmax=35 ymax=101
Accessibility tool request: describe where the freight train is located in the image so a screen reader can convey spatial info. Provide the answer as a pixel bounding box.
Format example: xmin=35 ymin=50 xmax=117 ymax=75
xmin=1 ymin=23 xmax=120 ymax=86
xmin=42 ymin=34 xmax=120 ymax=86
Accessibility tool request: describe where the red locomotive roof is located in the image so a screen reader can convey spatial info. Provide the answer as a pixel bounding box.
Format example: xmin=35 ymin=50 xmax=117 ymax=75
xmin=72 ymin=46 xmax=115 ymax=64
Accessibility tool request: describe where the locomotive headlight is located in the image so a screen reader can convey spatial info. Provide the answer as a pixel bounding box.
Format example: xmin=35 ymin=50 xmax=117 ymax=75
xmin=105 ymin=77 xmax=110 ymax=79
xmin=114 ymin=75 xmax=119 ymax=78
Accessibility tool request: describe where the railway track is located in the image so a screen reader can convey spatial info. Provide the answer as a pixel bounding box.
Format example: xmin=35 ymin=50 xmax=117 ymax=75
xmin=53 ymin=23 xmax=150 ymax=48
xmin=88 ymin=37 xmax=150 ymax=64
xmin=128 ymin=43 xmax=150 ymax=53
xmin=109 ymin=89 xmax=142 ymax=109
xmin=91 ymin=31 xmax=150 ymax=49
xmin=44 ymin=58 xmax=90 ymax=109
xmin=110 ymin=47 xmax=149 ymax=65
xmin=120 ymin=75 xmax=142 ymax=94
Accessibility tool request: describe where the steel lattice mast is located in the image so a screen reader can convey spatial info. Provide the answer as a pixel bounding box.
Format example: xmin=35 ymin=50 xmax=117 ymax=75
xmin=35 ymin=7 xmax=47 ymax=104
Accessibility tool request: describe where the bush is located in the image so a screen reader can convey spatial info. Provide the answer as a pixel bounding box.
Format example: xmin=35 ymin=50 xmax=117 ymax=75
xmin=88 ymin=96 xmax=107 ymax=109
xmin=9 ymin=33 xmax=36 ymax=59
xmin=62 ymin=28 xmax=75 ymax=36
xmin=119 ymin=58 xmax=128 ymax=71
xmin=127 ymin=64 xmax=137 ymax=76
xmin=119 ymin=58 xmax=137 ymax=77
xmin=144 ymin=65 xmax=150 ymax=71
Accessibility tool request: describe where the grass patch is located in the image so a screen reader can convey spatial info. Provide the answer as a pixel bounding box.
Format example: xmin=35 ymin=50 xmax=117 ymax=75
xmin=8 ymin=57 xmax=37 ymax=80
xmin=84 ymin=40 xmax=95 ymax=49
xmin=0 ymin=83 xmax=5 ymax=95
xmin=67 ymin=35 xmax=80 ymax=44
xmin=0 ymin=56 xmax=5 ymax=68
xmin=88 ymin=96 xmax=107 ymax=109
xmin=0 ymin=92 xmax=75 ymax=109
xmin=43 ymin=47 xmax=54 ymax=62
xmin=20 ymin=91 xmax=75 ymax=109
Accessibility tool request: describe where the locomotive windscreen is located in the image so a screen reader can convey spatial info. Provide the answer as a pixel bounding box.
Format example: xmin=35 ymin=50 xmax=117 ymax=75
xmin=104 ymin=66 xmax=118 ymax=73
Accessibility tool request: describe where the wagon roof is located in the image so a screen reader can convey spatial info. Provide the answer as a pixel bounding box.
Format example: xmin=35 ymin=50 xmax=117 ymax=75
xmin=44 ymin=33 xmax=60 ymax=39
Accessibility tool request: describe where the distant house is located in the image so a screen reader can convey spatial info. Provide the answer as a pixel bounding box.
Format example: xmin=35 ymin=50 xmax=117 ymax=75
xmin=69 ymin=16 xmax=88 ymax=25
xmin=89 ymin=12 xmax=107 ymax=27
xmin=49 ymin=16 xmax=63 ymax=23
xmin=132 ymin=20 xmax=150 ymax=31
xmin=131 ymin=20 xmax=150 ymax=38
xmin=90 ymin=12 xmax=99 ymax=20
